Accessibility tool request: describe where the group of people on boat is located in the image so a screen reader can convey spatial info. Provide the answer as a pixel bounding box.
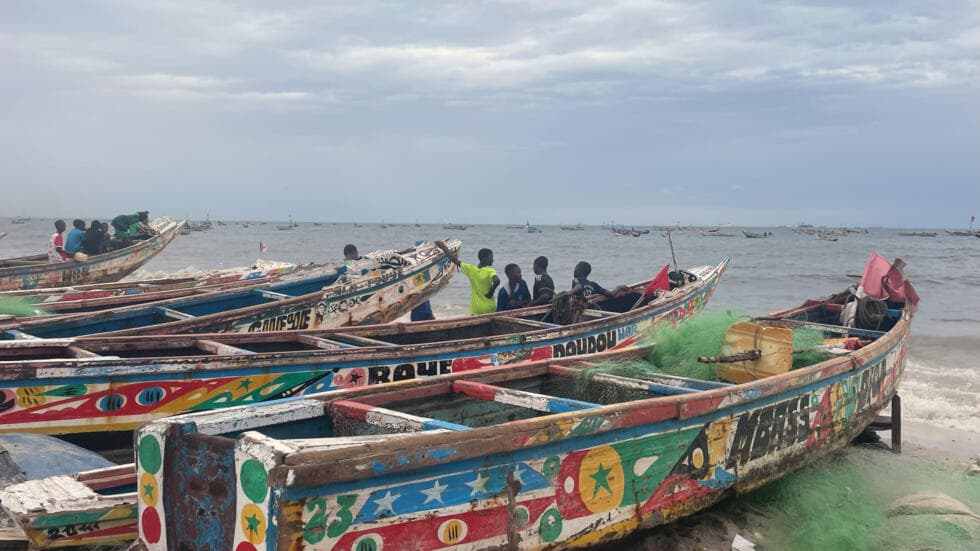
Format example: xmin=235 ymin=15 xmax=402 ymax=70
xmin=46 ymin=211 xmax=156 ymax=262
xmin=434 ymin=240 xmax=631 ymax=316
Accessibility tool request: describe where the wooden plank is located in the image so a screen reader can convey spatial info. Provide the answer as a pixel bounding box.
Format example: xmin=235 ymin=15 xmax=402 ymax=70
xmin=194 ymin=339 xmax=256 ymax=356
xmin=154 ymin=306 xmax=195 ymax=320
xmin=295 ymin=335 xmax=356 ymax=350
xmin=254 ymin=289 xmax=292 ymax=301
xmin=494 ymin=316 xmax=560 ymax=329
xmin=331 ymin=333 xmax=395 ymax=347
xmin=453 ymin=380 xmax=600 ymax=413
xmin=332 ymin=400 xmax=470 ymax=432
xmin=65 ymin=345 xmax=105 ymax=359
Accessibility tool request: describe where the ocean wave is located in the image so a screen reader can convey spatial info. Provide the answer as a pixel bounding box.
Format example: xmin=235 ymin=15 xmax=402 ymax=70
xmin=899 ymin=379 xmax=980 ymax=434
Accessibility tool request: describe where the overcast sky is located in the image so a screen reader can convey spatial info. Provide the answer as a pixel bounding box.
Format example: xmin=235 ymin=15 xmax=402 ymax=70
xmin=2 ymin=1 xmax=978 ymax=226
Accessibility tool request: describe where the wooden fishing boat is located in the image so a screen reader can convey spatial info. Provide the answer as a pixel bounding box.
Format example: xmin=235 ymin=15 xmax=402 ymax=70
xmin=559 ymin=224 xmax=585 ymax=231
xmin=525 ymin=220 xmax=542 ymax=233
xmin=0 ymin=260 xmax=725 ymax=436
xmin=0 ymin=260 xmax=298 ymax=316
xmin=0 ymin=218 xmax=183 ymax=292
xmin=0 ymin=433 xmax=131 ymax=549
xmin=897 ymin=232 xmax=937 ymax=237
xmin=742 ymin=231 xmax=769 ymax=238
xmin=700 ymin=231 xmax=735 ymax=237
xmin=443 ymin=223 xmax=468 ymax=231
xmin=0 ymin=241 xmax=460 ymax=340
xmin=277 ymin=217 xmax=298 ymax=231
xmin=124 ymin=264 xmax=915 ymax=550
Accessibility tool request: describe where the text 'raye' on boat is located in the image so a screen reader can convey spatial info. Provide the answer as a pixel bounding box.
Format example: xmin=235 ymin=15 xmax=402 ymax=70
xmin=0 ymin=260 xmax=726 ymax=437
xmin=0 ymin=218 xmax=184 ymax=292
xmin=0 ymin=240 xmax=462 ymax=340
xmin=114 ymin=254 xmax=915 ymax=550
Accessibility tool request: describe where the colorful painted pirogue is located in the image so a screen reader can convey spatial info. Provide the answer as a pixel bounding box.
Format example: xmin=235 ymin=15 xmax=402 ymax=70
xmin=0 ymin=240 xmax=461 ymax=340
xmin=120 ymin=270 xmax=914 ymax=551
xmin=0 ymin=260 xmax=725 ymax=436
xmin=0 ymin=218 xmax=183 ymax=292
xmin=0 ymin=259 xmax=298 ymax=315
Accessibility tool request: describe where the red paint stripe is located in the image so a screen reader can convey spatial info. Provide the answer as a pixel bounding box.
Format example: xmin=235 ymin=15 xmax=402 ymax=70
xmin=332 ymin=400 xmax=373 ymax=421
xmin=452 ymin=380 xmax=498 ymax=402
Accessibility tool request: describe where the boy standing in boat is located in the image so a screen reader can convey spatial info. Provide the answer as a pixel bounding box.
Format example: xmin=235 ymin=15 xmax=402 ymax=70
xmin=435 ymin=241 xmax=499 ymax=314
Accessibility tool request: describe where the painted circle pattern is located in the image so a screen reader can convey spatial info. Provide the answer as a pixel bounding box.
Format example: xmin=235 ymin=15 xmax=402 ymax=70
xmin=577 ymin=445 xmax=625 ymax=514
xmin=539 ymin=509 xmax=563 ymax=542
xmin=98 ymin=393 xmax=126 ymax=411
xmin=141 ymin=506 xmax=162 ymax=544
xmin=238 ymin=458 xmax=270 ymax=545
xmin=239 ymin=503 xmax=267 ymax=545
xmin=137 ymin=386 xmax=166 ymax=406
xmin=140 ymin=472 xmax=159 ymax=507
xmin=351 ymin=535 xmax=382 ymax=551
xmin=240 ymin=459 xmax=269 ymax=503
xmin=437 ymin=519 xmax=467 ymax=544
xmin=138 ymin=435 xmax=162 ymax=475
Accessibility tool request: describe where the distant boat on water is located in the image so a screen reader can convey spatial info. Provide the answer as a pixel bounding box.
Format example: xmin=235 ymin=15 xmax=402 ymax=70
xmin=897 ymin=232 xmax=937 ymax=237
xmin=10 ymin=217 xmax=30 ymax=224
xmin=560 ymin=223 xmax=585 ymax=231
xmin=743 ymin=231 xmax=770 ymax=238
xmin=443 ymin=222 xmax=468 ymax=230
xmin=277 ymin=216 xmax=298 ymax=230
xmin=525 ymin=219 xmax=542 ymax=233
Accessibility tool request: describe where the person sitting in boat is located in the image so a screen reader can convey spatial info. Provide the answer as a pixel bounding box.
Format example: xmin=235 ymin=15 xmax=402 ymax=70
xmin=343 ymin=244 xmax=364 ymax=262
xmin=82 ymin=220 xmax=106 ymax=256
xmin=529 ymin=256 xmax=555 ymax=306
xmin=47 ymin=220 xmax=69 ymax=262
xmin=497 ymin=263 xmax=531 ymax=311
xmin=64 ymin=219 xmax=86 ymax=257
xmin=435 ymin=240 xmax=499 ymax=315
xmin=111 ymin=211 xmax=156 ymax=241
xmin=568 ymin=261 xmax=629 ymax=300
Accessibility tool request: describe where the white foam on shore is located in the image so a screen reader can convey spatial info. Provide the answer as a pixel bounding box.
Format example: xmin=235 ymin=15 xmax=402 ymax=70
xmin=902 ymin=358 xmax=980 ymax=435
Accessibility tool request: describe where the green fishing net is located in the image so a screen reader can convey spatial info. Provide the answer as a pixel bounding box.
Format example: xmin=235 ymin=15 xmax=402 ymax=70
xmin=725 ymin=449 xmax=980 ymax=550
xmin=0 ymin=297 xmax=46 ymax=317
xmin=575 ymin=311 xmax=840 ymax=392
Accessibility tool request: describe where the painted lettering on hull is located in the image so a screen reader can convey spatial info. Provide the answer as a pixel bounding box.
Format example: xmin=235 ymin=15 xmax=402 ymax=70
xmin=247 ymin=309 xmax=312 ymax=332
xmin=726 ymin=395 xmax=810 ymax=469
xmin=551 ymin=330 xmax=618 ymax=358
xmin=368 ymin=361 xmax=453 ymax=384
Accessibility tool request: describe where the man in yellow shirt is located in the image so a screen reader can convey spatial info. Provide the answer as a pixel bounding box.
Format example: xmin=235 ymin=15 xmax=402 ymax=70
xmin=436 ymin=241 xmax=500 ymax=314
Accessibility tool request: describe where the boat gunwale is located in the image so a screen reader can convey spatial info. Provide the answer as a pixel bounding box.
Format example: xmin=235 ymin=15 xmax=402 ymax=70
xmin=0 ymin=218 xmax=183 ymax=275
xmin=254 ymin=297 xmax=911 ymax=487
xmin=0 ymin=239 xmax=463 ymax=338
xmin=0 ymin=260 xmax=728 ymax=379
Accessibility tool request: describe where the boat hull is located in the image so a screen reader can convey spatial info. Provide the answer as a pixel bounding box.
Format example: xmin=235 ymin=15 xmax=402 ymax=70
xmin=0 ymin=262 xmax=725 ymax=435
xmin=0 ymin=219 xmax=183 ymax=292
xmin=1 ymin=242 xmax=459 ymax=339
xmin=130 ymin=303 xmax=910 ymax=551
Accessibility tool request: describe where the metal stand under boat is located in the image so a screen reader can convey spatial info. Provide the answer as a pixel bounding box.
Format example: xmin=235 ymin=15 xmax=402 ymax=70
xmin=866 ymin=394 xmax=902 ymax=454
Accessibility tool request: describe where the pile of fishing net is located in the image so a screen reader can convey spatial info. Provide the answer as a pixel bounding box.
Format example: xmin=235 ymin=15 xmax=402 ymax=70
xmin=575 ymin=310 xmax=834 ymax=393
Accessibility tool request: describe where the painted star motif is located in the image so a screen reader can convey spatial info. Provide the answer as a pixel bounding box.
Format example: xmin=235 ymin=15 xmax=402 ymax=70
xmin=238 ymin=378 xmax=252 ymax=391
xmin=373 ymin=490 xmax=400 ymax=515
xmin=590 ymin=463 xmax=614 ymax=498
xmin=421 ymin=479 xmax=447 ymax=504
xmin=244 ymin=513 xmax=261 ymax=536
xmin=512 ymin=465 xmax=526 ymax=484
xmin=142 ymin=484 xmax=154 ymax=500
xmin=348 ymin=371 xmax=362 ymax=384
xmin=465 ymin=472 xmax=489 ymax=496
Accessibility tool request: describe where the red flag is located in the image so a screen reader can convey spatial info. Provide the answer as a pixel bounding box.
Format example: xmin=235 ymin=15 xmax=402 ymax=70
xmin=644 ymin=264 xmax=671 ymax=296
xmin=259 ymin=241 xmax=267 ymax=254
